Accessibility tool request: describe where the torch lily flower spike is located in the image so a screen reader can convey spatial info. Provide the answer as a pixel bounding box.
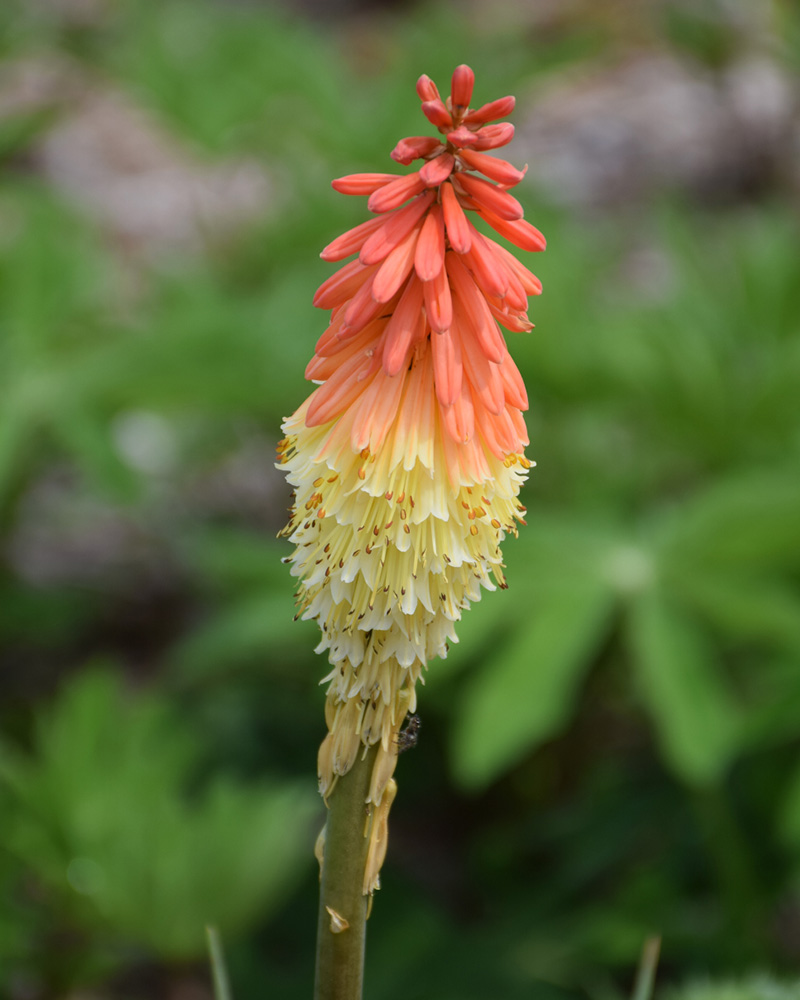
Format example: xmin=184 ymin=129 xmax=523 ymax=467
xmin=279 ymin=64 xmax=544 ymax=896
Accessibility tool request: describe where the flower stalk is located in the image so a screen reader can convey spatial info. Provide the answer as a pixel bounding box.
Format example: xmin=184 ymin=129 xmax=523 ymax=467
xmin=313 ymin=746 xmax=378 ymax=1000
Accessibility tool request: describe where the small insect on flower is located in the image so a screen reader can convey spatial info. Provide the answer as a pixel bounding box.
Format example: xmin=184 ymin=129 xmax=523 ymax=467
xmin=396 ymin=715 xmax=421 ymax=754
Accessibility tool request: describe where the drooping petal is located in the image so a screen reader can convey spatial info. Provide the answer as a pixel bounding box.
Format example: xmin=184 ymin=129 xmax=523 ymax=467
xmin=307 ymin=322 xmax=384 ymax=381
xmin=382 ymin=277 xmax=426 ymax=377
xmin=496 ymin=258 xmax=528 ymax=312
xmin=454 ymin=298 xmax=505 ymax=416
xmin=313 ymin=259 xmax=375 ymax=310
xmin=440 ymin=182 xmax=471 ymax=254
xmin=455 ymin=173 xmax=523 ymax=221
xmin=350 ymin=364 xmax=408 ymax=454
xmin=359 ymin=192 xmax=435 ymax=266
xmin=440 ymin=377 xmax=474 ymax=444
xmin=368 ymin=172 xmax=427 ymax=213
xmin=486 ymin=297 xmax=535 ymax=332
xmin=474 ymin=394 xmax=528 ymax=457
xmin=423 ymin=262 xmax=453 ymax=334
xmin=463 ymin=229 xmax=529 ymax=313
xmin=467 ymin=122 xmax=515 ymax=150
xmin=332 ymin=173 xmax=397 ymax=195
xmin=430 ymin=326 xmax=462 ymax=406
xmin=421 ymin=99 xmax=453 ymax=130
xmin=478 ymin=208 xmax=547 ymax=252
xmin=414 ymin=204 xmax=445 ymax=282
xmin=312 ymin=311 xmax=348 ymax=358
xmin=321 ymin=216 xmax=386 ymax=262
xmin=391 ymin=136 xmax=443 ymax=165
xmin=496 ymin=349 xmax=528 ymax=410
xmin=490 ymin=241 xmax=543 ymax=295
xmin=371 ymin=224 xmax=421 ymax=303
xmin=458 ymin=148 xmax=527 ymax=187
xmin=420 ymin=152 xmax=455 ymax=187
xmin=342 ymin=274 xmax=391 ymax=332
xmin=446 ymin=253 xmax=506 ymax=364
xmin=305 ymin=349 xmax=376 ymax=426
xmin=461 ymin=225 xmax=509 ymax=299
xmin=464 ymin=95 xmax=515 ymax=124
xmin=445 ymin=125 xmax=480 ymax=149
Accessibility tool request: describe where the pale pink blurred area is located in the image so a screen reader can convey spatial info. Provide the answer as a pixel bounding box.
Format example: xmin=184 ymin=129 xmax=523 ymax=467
xmin=0 ymin=54 xmax=273 ymax=255
xmin=516 ymin=52 xmax=799 ymax=209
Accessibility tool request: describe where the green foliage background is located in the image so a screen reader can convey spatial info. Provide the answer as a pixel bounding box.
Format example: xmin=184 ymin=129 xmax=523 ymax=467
xmin=1 ymin=1 xmax=799 ymax=997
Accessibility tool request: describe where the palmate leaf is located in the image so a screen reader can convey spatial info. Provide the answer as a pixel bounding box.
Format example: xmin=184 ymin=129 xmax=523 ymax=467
xmin=627 ymin=592 xmax=742 ymax=786
xmin=451 ymin=574 xmax=615 ymax=790
xmin=0 ymin=669 xmax=319 ymax=960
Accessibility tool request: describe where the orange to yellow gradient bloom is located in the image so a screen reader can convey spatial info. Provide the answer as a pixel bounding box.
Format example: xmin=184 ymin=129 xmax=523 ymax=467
xmin=279 ymin=65 xmax=544 ymax=889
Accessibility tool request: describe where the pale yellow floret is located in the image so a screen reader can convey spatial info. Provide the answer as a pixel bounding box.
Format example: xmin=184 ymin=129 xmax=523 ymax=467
xmin=279 ymin=389 xmax=529 ymax=805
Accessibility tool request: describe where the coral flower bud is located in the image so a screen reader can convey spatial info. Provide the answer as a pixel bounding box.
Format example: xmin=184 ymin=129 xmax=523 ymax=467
xmin=469 ymin=122 xmax=515 ymax=150
xmin=359 ymin=192 xmax=435 ymax=265
xmin=371 ymin=225 xmax=420 ymax=302
xmin=423 ymin=262 xmax=453 ymax=333
xmin=421 ymin=99 xmax=453 ymax=130
xmin=332 ymin=173 xmax=396 ymax=195
xmin=391 ymin=135 xmax=443 ymax=165
xmin=446 ymin=125 xmax=480 ymax=149
xmin=455 ymin=172 xmax=524 ymax=220
xmin=450 ymin=64 xmax=475 ymax=111
xmin=420 ymin=152 xmax=455 ymax=186
xmin=478 ymin=208 xmax=548 ymax=252
xmin=320 ymin=215 xmax=385 ymax=261
xmin=414 ymin=203 xmax=445 ymax=281
xmin=458 ymin=148 xmax=528 ymax=187
xmin=416 ymin=74 xmax=440 ymax=101
xmin=464 ymin=94 xmax=516 ymax=124
xmin=440 ymin=182 xmax=472 ymax=254
xmin=367 ymin=172 xmax=427 ymax=213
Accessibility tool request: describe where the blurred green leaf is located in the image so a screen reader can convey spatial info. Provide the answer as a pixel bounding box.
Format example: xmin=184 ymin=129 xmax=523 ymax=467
xmin=0 ymin=668 xmax=319 ymax=961
xmin=55 ymin=406 xmax=142 ymax=503
xmin=0 ymin=108 xmax=55 ymax=161
xmin=452 ymin=574 xmax=615 ymax=790
xmin=668 ymin=571 xmax=800 ymax=650
xmin=661 ymin=470 xmax=800 ymax=574
xmin=627 ymin=593 xmax=742 ymax=786
xmin=779 ymin=759 xmax=800 ymax=853
xmin=181 ymin=527 xmax=290 ymax=592
xmin=168 ymin=591 xmax=306 ymax=679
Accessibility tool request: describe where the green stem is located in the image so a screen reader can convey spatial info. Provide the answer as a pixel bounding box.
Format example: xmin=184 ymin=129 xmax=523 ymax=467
xmin=314 ymin=745 xmax=378 ymax=1000
xmin=206 ymin=925 xmax=233 ymax=1000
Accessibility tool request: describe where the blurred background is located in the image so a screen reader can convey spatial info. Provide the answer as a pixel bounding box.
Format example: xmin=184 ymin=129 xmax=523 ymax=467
xmin=1 ymin=0 xmax=800 ymax=997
